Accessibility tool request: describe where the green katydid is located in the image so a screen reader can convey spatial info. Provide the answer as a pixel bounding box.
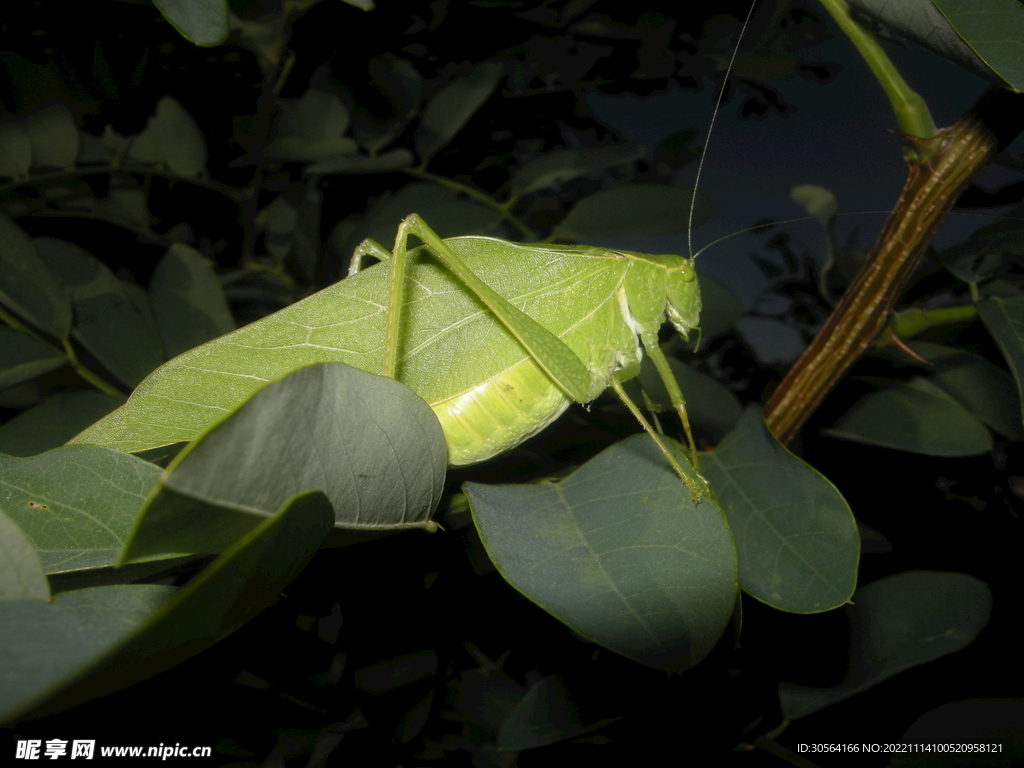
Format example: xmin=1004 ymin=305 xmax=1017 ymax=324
xmin=71 ymin=213 xmax=708 ymax=499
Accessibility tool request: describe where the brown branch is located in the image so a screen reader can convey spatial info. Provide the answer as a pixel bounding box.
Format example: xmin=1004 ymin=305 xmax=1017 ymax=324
xmin=763 ymin=95 xmax=1012 ymax=444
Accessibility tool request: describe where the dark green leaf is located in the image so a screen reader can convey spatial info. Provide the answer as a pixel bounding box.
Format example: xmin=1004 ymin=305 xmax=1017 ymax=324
xmin=0 ymin=447 xmax=162 ymax=575
xmin=0 ymin=216 xmax=71 ymax=339
xmin=779 ymin=571 xmax=992 ymax=720
xmin=154 ymin=0 xmax=230 ymax=47
xmin=0 ymin=328 xmax=65 ymax=389
xmin=555 ymin=185 xmax=712 ymax=239
xmin=848 ymin=0 xmax=1013 ymax=88
xmin=510 ymin=144 xmax=647 ymax=198
xmin=149 ymin=244 xmax=235 ymax=359
xmin=122 ymin=363 xmax=445 ymax=561
xmin=1 ymin=489 xmax=332 ymax=723
xmin=824 ymin=377 xmax=993 ymax=456
xmin=933 ymin=0 xmax=1024 ymax=91
xmin=0 ymin=584 xmax=176 ymax=723
xmin=0 ymin=392 xmax=123 ymax=458
xmin=466 ymin=434 xmax=737 ymax=672
xmin=34 ymin=237 xmax=163 ymax=387
xmin=702 ymin=407 xmax=858 ymax=613
xmin=497 ymin=676 xmax=604 ymax=751
xmin=909 ymin=341 xmax=1024 ymax=441
xmin=22 ymin=104 xmax=78 ymax=169
xmin=415 ymin=61 xmax=503 ymax=163
xmin=155 ymin=96 xmax=206 ymax=176
xmin=0 ymin=124 xmax=32 ymax=179
xmin=977 ymin=297 xmax=1024 ymax=433
xmin=0 ymin=510 xmax=49 ymax=603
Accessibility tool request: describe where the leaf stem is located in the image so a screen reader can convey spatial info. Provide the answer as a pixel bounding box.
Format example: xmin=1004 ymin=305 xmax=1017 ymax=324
xmin=61 ymin=338 xmax=127 ymax=401
xmin=817 ymin=0 xmax=937 ymax=151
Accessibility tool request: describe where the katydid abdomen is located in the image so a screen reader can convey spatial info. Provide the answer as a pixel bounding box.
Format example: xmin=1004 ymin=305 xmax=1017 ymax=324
xmin=71 ymin=235 xmax=697 ymax=466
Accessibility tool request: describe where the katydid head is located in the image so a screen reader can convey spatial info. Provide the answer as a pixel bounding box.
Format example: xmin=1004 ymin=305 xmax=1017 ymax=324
xmin=621 ymin=251 xmax=701 ymax=342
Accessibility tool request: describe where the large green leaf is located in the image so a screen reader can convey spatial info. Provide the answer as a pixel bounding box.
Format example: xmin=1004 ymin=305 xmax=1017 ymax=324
xmin=977 ymin=297 xmax=1024 ymax=433
xmin=695 ymin=272 xmax=743 ymax=342
xmin=824 ymin=377 xmax=992 ymax=456
xmin=466 ymin=434 xmax=737 ymax=673
xmin=0 ymin=327 xmax=65 ymax=389
xmin=154 ymin=0 xmax=230 ymax=46
xmin=149 ymin=243 xmax=235 ymax=359
xmin=0 ymin=216 xmax=70 ymax=339
xmin=779 ymin=571 xmax=992 ymax=720
xmin=1 ymin=489 xmax=332 ymax=723
xmin=34 ymin=237 xmax=163 ymax=388
xmin=555 ymin=185 xmax=712 ymax=240
xmin=0 ymin=392 xmax=123 ymax=458
xmin=122 ymin=363 xmax=445 ymax=561
xmin=702 ymin=407 xmax=858 ymax=613
xmin=0 ymin=447 xmax=162 ymax=575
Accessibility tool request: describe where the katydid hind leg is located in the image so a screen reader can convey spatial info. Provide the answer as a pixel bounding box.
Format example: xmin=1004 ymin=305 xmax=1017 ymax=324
xmin=394 ymin=214 xmax=592 ymax=403
xmin=611 ymin=380 xmax=705 ymax=503
xmin=641 ymin=331 xmax=700 ymax=473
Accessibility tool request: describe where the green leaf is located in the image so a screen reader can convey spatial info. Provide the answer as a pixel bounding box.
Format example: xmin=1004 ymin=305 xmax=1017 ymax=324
xmin=789 ymin=184 xmax=837 ymax=227
xmin=824 ymin=377 xmax=993 ymax=456
xmin=0 ymin=510 xmax=49 ymax=603
xmin=22 ymin=104 xmax=79 ymax=169
xmin=0 ymin=584 xmax=176 ymax=723
xmin=702 ymin=407 xmax=859 ymax=613
xmin=352 ymin=55 xmax=422 ymax=153
xmin=0 ymin=216 xmax=71 ymax=339
xmin=848 ymin=0 xmax=1014 ymax=88
xmin=0 ymin=123 xmax=33 ymax=180
xmin=933 ymin=0 xmax=1024 ymax=92
xmin=122 ymin=363 xmax=445 ymax=561
xmin=149 ymin=244 xmax=235 ymax=359
xmin=779 ymin=571 xmax=992 ymax=720
xmin=555 ymin=185 xmax=712 ymax=240
xmin=155 ymin=96 xmax=206 ymax=176
xmin=977 ymin=297 xmax=1024 ymax=432
xmin=465 ymin=434 xmax=737 ymax=673
xmin=510 ymin=144 xmax=647 ymax=198
xmin=909 ymin=341 xmax=1024 ymax=441
xmin=1 ymin=489 xmax=332 ymax=723
xmin=0 ymin=392 xmax=123 ymax=458
xmin=0 ymin=328 xmax=66 ymax=389
xmin=0 ymin=447 xmax=162 ymax=575
xmin=34 ymin=237 xmax=164 ymax=387
xmin=415 ymin=61 xmax=503 ymax=163
xmin=497 ymin=676 xmax=607 ymax=751
xmin=154 ymin=0 xmax=230 ymax=47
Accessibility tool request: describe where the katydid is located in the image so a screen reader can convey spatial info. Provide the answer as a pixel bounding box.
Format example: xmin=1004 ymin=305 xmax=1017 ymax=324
xmin=71 ymin=213 xmax=707 ymax=498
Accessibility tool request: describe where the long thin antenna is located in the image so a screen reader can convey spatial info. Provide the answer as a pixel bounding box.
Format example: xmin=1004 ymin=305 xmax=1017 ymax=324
xmin=688 ymin=0 xmax=760 ymax=261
